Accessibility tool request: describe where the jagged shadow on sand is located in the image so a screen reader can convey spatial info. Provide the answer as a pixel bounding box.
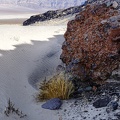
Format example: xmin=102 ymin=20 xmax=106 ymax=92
xmin=0 ymin=34 xmax=64 ymax=89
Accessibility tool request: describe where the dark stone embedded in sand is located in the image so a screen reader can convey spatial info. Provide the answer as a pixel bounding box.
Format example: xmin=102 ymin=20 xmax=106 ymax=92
xmin=56 ymin=65 xmax=65 ymax=73
xmin=61 ymin=3 xmax=120 ymax=82
xmin=115 ymin=112 xmax=120 ymax=119
xmin=93 ymin=96 xmax=111 ymax=108
xmin=42 ymin=98 xmax=62 ymax=110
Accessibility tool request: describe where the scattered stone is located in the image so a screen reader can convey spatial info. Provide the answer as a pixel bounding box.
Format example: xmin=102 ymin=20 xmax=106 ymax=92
xmin=112 ymin=1 xmax=118 ymax=8
xmin=106 ymin=2 xmax=112 ymax=7
xmin=115 ymin=112 xmax=120 ymax=119
xmin=101 ymin=20 xmax=107 ymax=24
xmin=93 ymin=96 xmax=111 ymax=108
xmin=110 ymin=74 xmax=120 ymax=81
xmin=56 ymin=65 xmax=65 ymax=73
xmin=77 ymin=88 xmax=84 ymax=93
xmin=84 ymin=86 xmax=93 ymax=92
xmin=106 ymin=101 xmax=118 ymax=113
xmin=42 ymin=98 xmax=62 ymax=110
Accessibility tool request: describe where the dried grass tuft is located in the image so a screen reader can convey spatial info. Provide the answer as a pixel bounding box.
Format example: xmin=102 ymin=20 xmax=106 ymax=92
xmin=37 ymin=73 xmax=74 ymax=101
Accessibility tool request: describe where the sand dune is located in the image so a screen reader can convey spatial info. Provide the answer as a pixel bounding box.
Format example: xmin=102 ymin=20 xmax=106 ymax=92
xmin=0 ymin=25 xmax=66 ymax=120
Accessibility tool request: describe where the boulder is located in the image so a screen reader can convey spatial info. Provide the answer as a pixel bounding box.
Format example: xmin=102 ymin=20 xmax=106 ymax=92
xmin=60 ymin=3 xmax=120 ymax=82
xmin=41 ymin=98 xmax=62 ymax=110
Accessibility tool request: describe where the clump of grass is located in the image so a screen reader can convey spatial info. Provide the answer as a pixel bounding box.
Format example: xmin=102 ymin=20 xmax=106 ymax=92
xmin=37 ymin=73 xmax=74 ymax=101
xmin=4 ymin=98 xmax=27 ymax=118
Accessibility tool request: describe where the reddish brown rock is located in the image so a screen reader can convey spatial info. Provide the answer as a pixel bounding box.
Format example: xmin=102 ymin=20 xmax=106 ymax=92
xmin=60 ymin=3 xmax=120 ymax=82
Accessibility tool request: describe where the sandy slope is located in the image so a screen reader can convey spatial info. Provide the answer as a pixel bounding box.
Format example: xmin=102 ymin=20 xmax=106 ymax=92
xmin=0 ymin=25 xmax=66 ymax=120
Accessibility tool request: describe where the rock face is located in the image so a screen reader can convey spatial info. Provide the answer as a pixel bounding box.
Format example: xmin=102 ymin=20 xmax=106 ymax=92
xmin=60 ymin=3 xmax=120 ymax=82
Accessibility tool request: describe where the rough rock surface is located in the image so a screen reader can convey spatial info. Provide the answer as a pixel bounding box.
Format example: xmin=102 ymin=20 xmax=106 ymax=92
xmin=93 ymin=96 xmax=111 ymax=108
xmin=60 ymin=2 xmax=120 ymax=82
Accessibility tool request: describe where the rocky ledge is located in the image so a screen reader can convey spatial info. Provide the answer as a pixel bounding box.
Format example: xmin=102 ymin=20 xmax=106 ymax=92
xmin=23 ymin=4 xmax=87 ymax=26
xmin=60 ymin=1 xmax=120 ymax=83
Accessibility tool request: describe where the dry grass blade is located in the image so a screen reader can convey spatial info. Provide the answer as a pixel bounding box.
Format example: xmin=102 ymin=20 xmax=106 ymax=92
xmin=37 ymin=73 xmax=74 ymax=101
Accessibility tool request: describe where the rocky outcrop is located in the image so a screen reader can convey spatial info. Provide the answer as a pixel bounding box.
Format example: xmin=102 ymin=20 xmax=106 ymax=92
xmin=60 ymin=2 xmax=120 ymax=82
xmin=23 ymin=5 xmax=86 ymax=26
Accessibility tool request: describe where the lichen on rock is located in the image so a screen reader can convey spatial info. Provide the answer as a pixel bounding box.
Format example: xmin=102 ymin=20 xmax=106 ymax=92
xmin=60 ymin=3 xmax=120 ymax=83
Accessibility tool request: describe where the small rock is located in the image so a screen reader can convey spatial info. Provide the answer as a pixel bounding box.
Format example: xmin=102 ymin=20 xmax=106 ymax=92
xmin=77 ymin=88 xmax=84 ymax=93
xmin=84 ymin=86 xmax=92 ymax=92
xmin=42 ymin=98 xmax=62 ymax=110
xmin=112 ymin=1 xmax=118 ymax=8
xmin=112 ymin=101 xmax=118 ymax=110
xmin=93 ymin=96 xmax=111 ymax=108
xmin=106 ymin=2 xmax=112 ymax=7
xmin=56 ymin=65 xmax=65 ymax=73
xmin=106 ymin=101 xmax=118 ymax=113
xmin=102 ymin=92 xmax=106 ymax=96
xmin=101 ymin=20 xmax=107 ymax=24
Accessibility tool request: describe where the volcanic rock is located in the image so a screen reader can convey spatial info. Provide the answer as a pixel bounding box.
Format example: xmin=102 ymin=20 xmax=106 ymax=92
xmin=60 ymin=3 xmax=120 ymax=82
xmin=93 ymin=96 xmax=111 ymax=108
xmin=41 ymin=98 xmax=62 ymax=110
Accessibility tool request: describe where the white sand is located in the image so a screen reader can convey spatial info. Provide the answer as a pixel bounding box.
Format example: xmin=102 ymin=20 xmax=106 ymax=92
xmin=0 ymin=25 xmax=67 ymax=120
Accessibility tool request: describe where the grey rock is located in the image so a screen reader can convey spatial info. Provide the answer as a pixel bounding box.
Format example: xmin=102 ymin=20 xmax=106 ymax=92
xmin=72 ymin=58 xmax=80 ymax=64
xmin=84 ymin=86 xmax=93 ymax=92
xmin=112 ymin=1 xmax=118 ymax=8
xmin=56 ymin=65 xmax=65 ymax=73
xmin=77 ymin=88 xmax=84 ymax=93
xmin=101 ymin=20 xmax=107 ymax=24
xmin=106 ymin=2 xmax=112 ymax=7
xmin=93 ymin=96 xmax=111 ymax=108
xmin=42 ymin=98 xmax=62 ymax=110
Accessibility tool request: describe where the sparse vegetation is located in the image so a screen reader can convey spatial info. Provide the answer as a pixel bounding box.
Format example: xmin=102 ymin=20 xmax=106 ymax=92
xmin=4 ymin=98 xmax=27 ymax=118
xmin=37 ymin=73 xmax=74 ymax=101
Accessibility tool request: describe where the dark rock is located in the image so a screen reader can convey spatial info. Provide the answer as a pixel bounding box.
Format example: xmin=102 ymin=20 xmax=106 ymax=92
xmin=23 ymin=6 xmax=82 ymax=26
xmin=106 ymin=101 xmax=118 ymax=113
xmin=112 ymin=101 xmax=118 ymax=110
xmin=77 ymin=88 xmax=84 ymax=93
xmin=115 ymin=112 xmax=120 ymax=119
xmin=56 ymin=65 xmax=65 ymax=73
xmin=93 ymin=96 xmax=111 ymax=108
xmin=42 ymin=98 xmax=62 ymax=110
xmin=110 ymin=74 xmax=120 ymax=81
xmin=70 ymin=91 xmax=81 ymax=98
